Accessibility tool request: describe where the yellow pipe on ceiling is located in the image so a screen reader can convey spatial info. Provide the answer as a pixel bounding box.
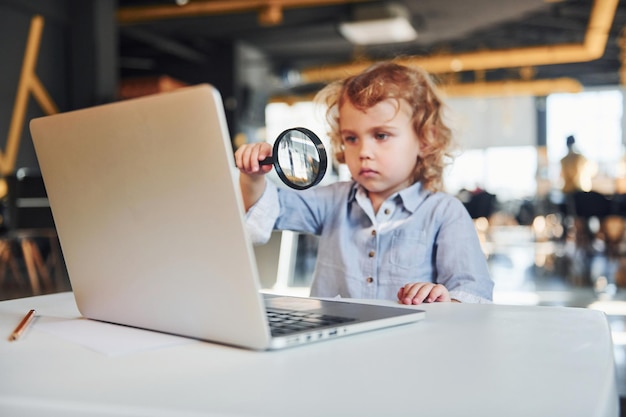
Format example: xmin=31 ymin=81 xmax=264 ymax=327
xmin=440 ymin=78 xmax=583 ymax=97
xmin=270 ymin=77 xmax=582 ymax=103
xmin=300 ymin=0 xmax=618 ymax=82
xmin=117 ymin=0 xmax=372 ymax=25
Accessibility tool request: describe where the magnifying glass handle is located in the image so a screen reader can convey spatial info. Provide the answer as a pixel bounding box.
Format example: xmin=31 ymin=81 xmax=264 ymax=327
xmin=259 ymin=157 xmax=274 ymax=166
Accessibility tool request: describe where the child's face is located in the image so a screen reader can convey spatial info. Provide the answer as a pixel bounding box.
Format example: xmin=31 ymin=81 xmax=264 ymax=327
xmin=339 ymin=98 xmax=420 ymax=204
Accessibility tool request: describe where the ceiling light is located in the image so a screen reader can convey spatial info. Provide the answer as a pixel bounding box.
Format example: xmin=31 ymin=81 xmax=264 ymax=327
xmin=339 ymin=3 xmax=418 ymax=45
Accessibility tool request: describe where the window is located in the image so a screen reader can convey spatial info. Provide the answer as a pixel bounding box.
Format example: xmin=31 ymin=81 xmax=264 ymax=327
xmin=546 ymin=90 xmax=623 ymax=192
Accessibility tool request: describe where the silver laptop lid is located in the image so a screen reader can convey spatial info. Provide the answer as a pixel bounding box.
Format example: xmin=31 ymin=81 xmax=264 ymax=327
xmin=30 ymin=85 xmax=272 ymax=349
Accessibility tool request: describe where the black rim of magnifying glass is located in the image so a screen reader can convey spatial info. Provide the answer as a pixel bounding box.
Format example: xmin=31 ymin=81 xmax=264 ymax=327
xmin=272 ymin=127 xmax=328 ymax=190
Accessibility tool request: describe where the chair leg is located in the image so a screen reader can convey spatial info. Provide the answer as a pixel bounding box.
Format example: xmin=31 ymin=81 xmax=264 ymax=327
xmin=44 ymin=235 xmax=63 ymax=284
xmin=0 ymin=241 xmax=9 ymax=286
xmin=20 ymin=239 xmax=41 ymax=295
xmin=0 ymin=240 xmax=26 ymax=291
xmin=6 ymin=246 xmax=24 ymax=285
xmin=30 ymin=240 xmax=52 ymax=290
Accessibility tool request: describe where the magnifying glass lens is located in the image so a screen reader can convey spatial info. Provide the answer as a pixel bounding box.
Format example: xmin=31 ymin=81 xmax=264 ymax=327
xmin=272 ymin=128 xmax=327 ymax=190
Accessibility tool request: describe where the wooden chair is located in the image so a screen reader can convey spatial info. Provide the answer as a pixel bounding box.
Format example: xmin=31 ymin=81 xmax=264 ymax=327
xmin=0 ymin=168 xmax=64 ymax=295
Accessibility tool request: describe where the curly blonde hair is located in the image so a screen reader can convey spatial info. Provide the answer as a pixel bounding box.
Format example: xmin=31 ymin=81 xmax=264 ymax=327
xmin=315 ymin=61 xmax=454 ymax=192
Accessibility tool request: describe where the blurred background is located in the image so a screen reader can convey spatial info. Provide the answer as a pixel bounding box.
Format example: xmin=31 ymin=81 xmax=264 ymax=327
xmin=3 ymin=0 xmax=626 ymax=406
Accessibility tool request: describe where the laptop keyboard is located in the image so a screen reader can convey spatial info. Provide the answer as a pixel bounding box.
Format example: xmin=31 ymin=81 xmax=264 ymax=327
xmin=266 ymin=308 xmax=356 ymax=336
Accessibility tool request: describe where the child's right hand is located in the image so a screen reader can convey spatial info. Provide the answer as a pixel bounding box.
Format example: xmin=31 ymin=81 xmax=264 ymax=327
xmin=397 ymin=282 xmax=451 ymax=305
xmin=234 ymin=142 xmax=274 ymax=176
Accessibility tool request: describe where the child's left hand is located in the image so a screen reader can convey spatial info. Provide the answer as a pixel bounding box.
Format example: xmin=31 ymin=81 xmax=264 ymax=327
xmin=397 ymin=282 xmax=451 ymax=305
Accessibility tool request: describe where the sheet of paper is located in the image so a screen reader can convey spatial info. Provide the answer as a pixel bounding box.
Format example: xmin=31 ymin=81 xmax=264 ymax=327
xmin=35 ymin=318 xmax=198 ymax=356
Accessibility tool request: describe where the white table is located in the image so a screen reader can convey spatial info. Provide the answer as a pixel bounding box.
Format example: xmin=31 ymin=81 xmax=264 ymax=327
xmin=0 ymin=292 xmax=618 ymax=417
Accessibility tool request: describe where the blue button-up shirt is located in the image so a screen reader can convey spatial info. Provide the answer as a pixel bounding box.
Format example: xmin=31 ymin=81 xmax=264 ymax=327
xmin=246 ymin=179 xmax=493 ymax=303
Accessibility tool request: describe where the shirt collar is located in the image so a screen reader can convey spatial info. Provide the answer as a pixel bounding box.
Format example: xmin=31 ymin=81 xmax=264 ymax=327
xmin=397 ymin=181 xmax=430 ymax=213
xmin=347 ymin=182 xmax=359 ymax=203
xmin=347 ymin=181 xmax=431 ymax=213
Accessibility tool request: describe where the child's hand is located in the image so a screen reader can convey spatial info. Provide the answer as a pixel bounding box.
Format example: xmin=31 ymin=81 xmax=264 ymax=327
xmin=397 ymin=282 xmax=451 ymax=305
xmin=234 ymin=142 xmax=274 ymax=176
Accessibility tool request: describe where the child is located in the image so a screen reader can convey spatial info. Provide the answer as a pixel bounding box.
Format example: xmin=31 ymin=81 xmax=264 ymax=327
xmin=235 ymin=61 xmax=493 ymax=304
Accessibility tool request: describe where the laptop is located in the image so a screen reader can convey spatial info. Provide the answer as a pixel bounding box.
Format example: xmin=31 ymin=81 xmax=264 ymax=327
xmin=29 ymin=84 xmax=425 ymax=350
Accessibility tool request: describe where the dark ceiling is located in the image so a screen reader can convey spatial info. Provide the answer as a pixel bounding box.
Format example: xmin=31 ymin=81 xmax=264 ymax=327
xmin=117 ymin=0 xmax=626 ymax=97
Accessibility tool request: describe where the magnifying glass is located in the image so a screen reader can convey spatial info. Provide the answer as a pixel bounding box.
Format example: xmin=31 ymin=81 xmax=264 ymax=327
xmin=260 ymin=127 xmax=327 ymax=190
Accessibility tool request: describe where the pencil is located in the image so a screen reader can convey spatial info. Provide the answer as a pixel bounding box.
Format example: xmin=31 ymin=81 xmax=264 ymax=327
xmin=8 ymin=309 xmax=36 ymax=341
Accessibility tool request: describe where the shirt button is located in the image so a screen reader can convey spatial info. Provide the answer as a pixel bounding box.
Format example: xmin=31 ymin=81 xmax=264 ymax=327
xmin=371 ymin=229 xmax=377 ymax=237
xmin=368 ymin=250 xmax=375 ymax=258
xmin=366 ymin=277 xmax=374 ymax=283
xmin=384 ymin=208 xmax=391 ymax=215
